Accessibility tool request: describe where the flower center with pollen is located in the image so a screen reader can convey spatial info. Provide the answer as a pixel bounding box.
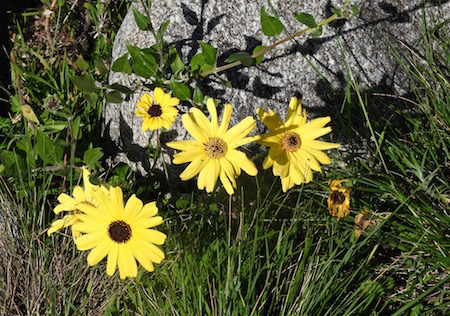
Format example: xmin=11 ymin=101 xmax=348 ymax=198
xmin=330 ymin=191 xmax=346 ymax=205
xmin=205 ymin=137 xmax=228 ymax=159
xmin=148 ymin=104 xmax=163 ymax=117
xmin=108 ymin=220 xmax=132 ymax=243
xmin=281 ymin=131 xmax=301 ymax=152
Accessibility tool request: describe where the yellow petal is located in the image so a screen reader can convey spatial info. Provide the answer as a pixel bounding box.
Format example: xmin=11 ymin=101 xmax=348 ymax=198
xmin=281 ymin=176 xmax=295 ymax=192
xmin=134 ymin=228 xmax=167 ymax=245
xmin=197 ymin=159 xmax=219 ymax=192
xmin=226 ymin=150 xmax=257 ymax=176
xmin=190 ymin=108 xmax=214 ymax=138
xmin=87 ymin=239 xmax=113 ymax=266
xmin=179 ymin=157 xmax=208 ymax=181
xmin=118 ymin=244 xmax=137 ymax=279
xmin=172 ymin=148 xmax=205 ymax=164
xmin=224 ymin=116 xmax=255 ymax=145
xmin=182 ymin=113 xmax=209 ymax=143
xmin=106 ymin=243 xmax=119 ymax=276
xmin=257 ymin=107 xmax=284 ymax=131
xmin=129 ymin=239 xmax=155 ymax=272
xmin=153 ymin=87 xmax=164 ymax=105
xmin=206 ymin=98 xmax=219 ymax=135
xmin=219 ymin=168 xmax=235 ymax=195
xmin=109 ymin=186 xmax=125 ymax=220
xmin=217 ymin=103 xmax=232 ymax=138
xmin=123 ymin=194 xmax=144 ymax=223
xmin=132 ymin=216 xmax=164 ymax=229
xmin=166 ymin=140 xmax=203 ymax=151
xmin=302 ymin=139 xmax=340 ymax=151
xmin=75 ymin=233 xmax=107 ymax=251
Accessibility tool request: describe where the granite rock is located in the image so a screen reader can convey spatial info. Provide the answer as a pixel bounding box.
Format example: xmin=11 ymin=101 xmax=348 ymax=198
xmin=103 ymin=0 xmax=450 ymax=176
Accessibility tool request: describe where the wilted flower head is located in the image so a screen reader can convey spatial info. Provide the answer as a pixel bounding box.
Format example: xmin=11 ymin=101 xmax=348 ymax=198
xmin=327 ymin=179 xmax=351 ymax=220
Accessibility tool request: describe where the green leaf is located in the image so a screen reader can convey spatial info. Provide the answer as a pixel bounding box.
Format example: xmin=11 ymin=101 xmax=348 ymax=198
xmin=106 ymin=91 xmax=123 ymax=103
xmin=330 ymin=7 xmax=342 ymax=16
xmin=42 ymin=121 xmax=68 ymax=132
xmin=169 ymin=46 xmax=185 ymax=74
xmin=190 ymin=53 xmax=205 ymax=72
xmin=112 ymin=53 xmax=132 ymax=75
xmin=260 ymin=7 xmax=283 ymax=36
xmin=75 ymin=55 xmax=89 ymax=71
xmin=310 ymin=26 xmax=323 ymax=37
xmin=133 ymin=8 xmax=149 ymax=30
xmin=71 ymin=116 xmax=82 ymax=140
xmin=350 ymin=5 xmax=359 ymax=16
xmin=84 ymin=92 xmax=98 ymax=104
xmin=127 ymin=44 xmax=158 ymax=78
xmin=71 ymin=74 xmax=98 ymax=93
xmin=36 ymin=130 xmax=57 ymax=164
xmin=198 ymin=41 xmax=217 ymax=66
xmin=170 ymin=80 xmax=191 ymax=101
xmin=157 ymin=19 xmax=170 ymax=46
xmin=193 ymin=87 xmax=203 ymax=104
xmin=252 ymin=45 xmax=267 ymax=64
xmin=0 ymin=150 xmax=26 ymax=177
xmin=94 ymin=58 xmax=108 ymax=75
xmin=106 ymin=83 xmax=134 ymax=94
xmin=17 ymin=134 xmax=32 ymax=155
xmin=218 ymin=77 xmax=232 ymax=89
xmin=225 ymin=52 xmax=254 ymax=67
xmin=83 ymin=147 xmax=103 ymax=170
xmin=294 ymin=12 xmax=317 ymax=28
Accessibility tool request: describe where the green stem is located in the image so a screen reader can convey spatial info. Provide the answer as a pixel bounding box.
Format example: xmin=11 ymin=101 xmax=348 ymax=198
xmin=139 ymin=0 xmax=165 ymax=72
xmin=200 ymin=0 xmax=351 ymax=77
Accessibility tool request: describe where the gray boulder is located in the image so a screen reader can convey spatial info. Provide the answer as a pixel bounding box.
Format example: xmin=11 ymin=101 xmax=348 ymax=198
xmin=103 ymin=0 xmax=450 ymax=176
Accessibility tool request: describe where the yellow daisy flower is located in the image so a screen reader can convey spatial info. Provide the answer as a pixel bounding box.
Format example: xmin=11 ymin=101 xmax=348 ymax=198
xmin=327 ymin=179 xmax=351 ymax=220
xmin=135 ymin=87 xmax=179 ymax=131
xmin=72 ymin=186 xmax=167 ymax=279
xmin=166 ymin=98 xmax=258 ymax=195
xmin=257 ymin=97 xmax=340 ymax=192
xmin=48 ymin=167 xmax=106 ymax=239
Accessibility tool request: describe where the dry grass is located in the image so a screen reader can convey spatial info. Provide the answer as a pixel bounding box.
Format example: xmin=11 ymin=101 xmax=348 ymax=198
xmin=0 ymin=178 xmax=115 ymax=315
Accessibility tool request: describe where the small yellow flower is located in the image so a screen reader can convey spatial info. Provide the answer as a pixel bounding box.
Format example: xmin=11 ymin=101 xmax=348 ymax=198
xmin=48 ymin=167 xmax=107 ymax=239
xmin=135 ymin=87 xmax=179 ymax=131
xmin=167 ymin=98 xmax=258 ymax=195
xmin=257 ymin=97 xmax=340 ymax=192
xmin=354 ymin=210 xmax=375 ymax=238
xmin=72 ymin=186 xmax=166 ymax=279
xmin=327 ymin=179 xmax=351 ymax=220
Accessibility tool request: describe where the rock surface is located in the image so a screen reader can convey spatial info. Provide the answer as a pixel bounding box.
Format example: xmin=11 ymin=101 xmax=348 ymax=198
xmin=103 ymin=0 xmax=450 ymax=176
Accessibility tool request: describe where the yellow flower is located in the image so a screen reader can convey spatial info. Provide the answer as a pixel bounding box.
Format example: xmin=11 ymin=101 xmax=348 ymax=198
xmin=354 ymin=210 xmax=375 ymax=238
xmin=327 ymin=179 xmax=351 ymax=220
xmin=135 ymin=87 xmax=179 ymax=131
xmin=48 ymin=167 xmax=106 ymax=239
xmin=72 ymin=186 xmax=166 ymax=279
xmin=257 ymin=97 xmax=340 ymax=192
xmin=166 ymin=98 xmax=258 ymax=195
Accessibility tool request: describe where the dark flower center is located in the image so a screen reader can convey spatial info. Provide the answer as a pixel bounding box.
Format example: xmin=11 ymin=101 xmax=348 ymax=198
xmin=148 ymin=104 xmax=163 ymax=117
xmin=108 ymin=220 xmax=132 ymax=243
xmin=205 ymin=137 xmax=227 ymax=159
xmin=281 ymin=132 xmax=301 ymax=152
xmin=330 ymin=191 xmax=346 ymax=204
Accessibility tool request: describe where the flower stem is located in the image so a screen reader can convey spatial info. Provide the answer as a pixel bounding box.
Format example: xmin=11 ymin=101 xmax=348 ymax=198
xmin=139 ymin=0 xmax=165 ymax=72
xmin=200 ymin=0 xmax=351 ymax=78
